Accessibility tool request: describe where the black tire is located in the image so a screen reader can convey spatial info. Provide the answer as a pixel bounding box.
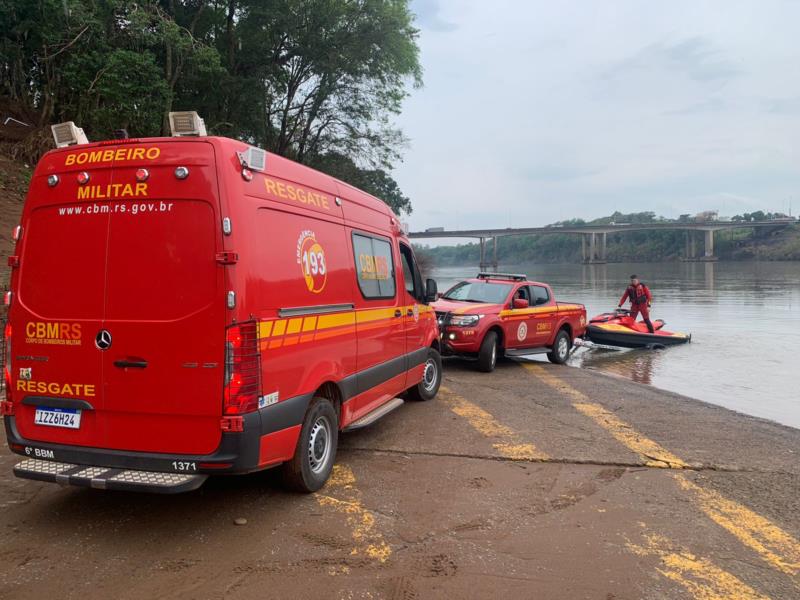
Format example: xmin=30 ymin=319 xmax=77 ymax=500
xmin=407 ymin=347 xmax=443 ymax=401
xmin=547 ymin=329 xmax=572 ymax=364
xmin=476 ymin=330 xmax=499 ymax=372
xmin=281 ymin=396 xmax=338 ymax=493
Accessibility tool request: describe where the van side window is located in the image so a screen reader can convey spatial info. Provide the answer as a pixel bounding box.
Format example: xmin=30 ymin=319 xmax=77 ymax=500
xmin=352 ymin=233 xmax=396 ymax=299
xmin=531 ymin=285 xmax=550 ymax=306
xmin=399 ymin=243 xmax=423 ymax=300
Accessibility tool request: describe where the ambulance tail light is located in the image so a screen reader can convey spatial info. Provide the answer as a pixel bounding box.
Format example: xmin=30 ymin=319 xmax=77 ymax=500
xmin=223 ymin=321 xmax=261 ymax=415
xmin=3 ymin=323 xmax=11 ymax=403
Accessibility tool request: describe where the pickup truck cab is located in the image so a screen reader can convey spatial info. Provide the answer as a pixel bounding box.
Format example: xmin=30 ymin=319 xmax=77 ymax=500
xmin=432 ymin=273 xmax=587 ymax=372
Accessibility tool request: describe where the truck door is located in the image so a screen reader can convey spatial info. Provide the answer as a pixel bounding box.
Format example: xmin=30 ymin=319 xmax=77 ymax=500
xmin=12 ymin=171 xmax=112 ymax=449
xmin=349 ymin=232 xmax=406 ymax=420
xmin=399 ymin=243 xmax=427 ymax=386
xmin=504 ymin=285 xmax=533 ymax=349
xmin=530 ymin=285 xmax=555 ymax=344
xmin=98 ymin=142 xmax=225 ymax=455
xmin=101 ymin=196 xmax=223 ymax=455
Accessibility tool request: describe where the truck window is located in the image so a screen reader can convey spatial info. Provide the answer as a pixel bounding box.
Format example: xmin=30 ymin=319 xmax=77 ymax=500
xmin=352 ymin=233 xmax=396 ymax=299
xmin=531 ymin=285 xmax=550 ymax=306
xmin=399 ymin=243 xmax=423 ymax=300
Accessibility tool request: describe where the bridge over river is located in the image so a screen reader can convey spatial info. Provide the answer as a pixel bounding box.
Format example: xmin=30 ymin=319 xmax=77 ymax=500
xmin=408 ymin=220 xmax=793 ymax=268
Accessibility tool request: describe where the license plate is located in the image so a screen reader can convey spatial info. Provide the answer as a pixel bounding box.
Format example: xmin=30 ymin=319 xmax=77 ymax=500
xmin=34 ymin=407 xmax=82 ymax=429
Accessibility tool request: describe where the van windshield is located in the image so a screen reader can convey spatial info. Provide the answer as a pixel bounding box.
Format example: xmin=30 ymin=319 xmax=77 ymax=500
xmin=443 ymin=281 xmax=512 ymax=304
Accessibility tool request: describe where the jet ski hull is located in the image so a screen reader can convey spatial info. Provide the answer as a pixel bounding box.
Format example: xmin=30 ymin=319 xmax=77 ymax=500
xmin=586 ymin=324 xmax=691 ymax=348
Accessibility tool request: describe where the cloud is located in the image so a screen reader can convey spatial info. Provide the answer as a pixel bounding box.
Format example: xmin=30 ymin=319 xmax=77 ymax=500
xmin=393 ymin=1 xmax=800 ymax=231
xmin=410 ymin=0 xmax=457 ymax=32
xmin=763 ymin=96 xmax=800 ymax=115
xmin=664 ymin=97 xmax=725 ymax=116
xmin=603 ymin=37 xmax=741 ymax=84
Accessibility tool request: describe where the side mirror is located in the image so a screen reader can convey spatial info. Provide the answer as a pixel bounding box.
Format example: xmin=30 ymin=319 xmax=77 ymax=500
xmin=424 ymin=278 xmax=438 ymax=303
xmin=513 ymin=298 xmax=529 ymax=309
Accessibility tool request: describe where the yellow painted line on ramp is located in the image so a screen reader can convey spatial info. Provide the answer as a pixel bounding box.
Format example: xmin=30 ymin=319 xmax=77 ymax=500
xmin=314 ymin=464 xmax=391 ymax=565
xmin=523 ymin=363 xmax=687 ymax=468
xmin=675 ymin=475 xmax=800 ymax=577
xmin=524 ymin=363 xmax=800 ymax=586
xmin=440 ymin=385 xmax=549 ymax=460
xmin=627 ymin=531 xmax=769 ymax=600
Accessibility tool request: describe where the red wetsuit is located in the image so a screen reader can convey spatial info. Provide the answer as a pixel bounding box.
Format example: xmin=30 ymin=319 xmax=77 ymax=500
xmin=619 ymin=283 xmax=653 ymax=331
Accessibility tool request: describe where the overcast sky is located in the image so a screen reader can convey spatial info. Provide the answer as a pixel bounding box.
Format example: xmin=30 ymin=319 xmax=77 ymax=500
xmin=397 ymin=0 xmax=800 ymax=232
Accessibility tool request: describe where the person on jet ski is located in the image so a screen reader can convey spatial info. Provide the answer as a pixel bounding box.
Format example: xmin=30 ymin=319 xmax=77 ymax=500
xmin=618 ymin=275 xmax=654 ymax=333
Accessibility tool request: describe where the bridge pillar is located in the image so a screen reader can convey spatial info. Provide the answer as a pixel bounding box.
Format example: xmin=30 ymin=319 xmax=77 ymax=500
xmin=478 ymin=237 xmax=497 ymax=271
xmin=599 ymin=232 xmax=607 ymax=262
xmin=581 ymin=235 xmax=588 ymax=263
xmin=589 ymin=233 xmax=596 ymax=263
xmin=704 ymin=229 xmax=715 ymax=258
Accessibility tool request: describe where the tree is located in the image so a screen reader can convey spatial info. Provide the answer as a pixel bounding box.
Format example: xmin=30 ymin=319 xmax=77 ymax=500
xmin=1 ymin=0 xmax=420 ymax=214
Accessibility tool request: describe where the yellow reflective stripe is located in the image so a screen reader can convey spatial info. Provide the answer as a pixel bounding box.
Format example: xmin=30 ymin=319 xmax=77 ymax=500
xmin=258 ymin=303 xmax=431 ymax=340
xmin=498 ymin=306 xmax=557 ymax=318
xmin=272 ymin=320 xmax=287 ymax=336
xmin=258 ymin=321 xmax=273 ymax=338
xmin=356 ymin=307 xmax=397 ymax=323
xmin=286 ymin=318 xmax=303 ymax=334
xmin=317 ymin=312 xmax=356 ymax=330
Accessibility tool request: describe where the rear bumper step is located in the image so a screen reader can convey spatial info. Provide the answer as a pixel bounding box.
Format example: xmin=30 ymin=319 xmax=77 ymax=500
xmin=13 ymin=458 xmax=207 ymax=494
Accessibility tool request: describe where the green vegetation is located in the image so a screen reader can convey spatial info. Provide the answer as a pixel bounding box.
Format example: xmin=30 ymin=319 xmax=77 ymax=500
xmin=0 ymin=0 xmax=420 ymax=215
xmin=414 ymin=212 xmax=800 ymax=265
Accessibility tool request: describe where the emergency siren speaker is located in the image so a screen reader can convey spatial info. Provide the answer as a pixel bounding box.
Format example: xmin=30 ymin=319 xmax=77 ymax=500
xmin=168 ymin=111 xmax=207 ymax=137
xmin=51 ymin=122 xmax=89 ymax=148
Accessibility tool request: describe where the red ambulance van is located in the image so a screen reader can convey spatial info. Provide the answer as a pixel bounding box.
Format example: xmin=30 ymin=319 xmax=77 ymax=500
xmin=2 ymin=114 xmax=441 ymax=493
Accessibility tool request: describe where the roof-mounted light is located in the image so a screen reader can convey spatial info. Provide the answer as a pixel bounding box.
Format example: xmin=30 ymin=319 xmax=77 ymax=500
xmin=236 ymin=146 xmax=266 ymax=172
xmin=168 ymin=111 xmax=207 ymax=137
xmin=51 ymin=121 xmax=89 ymax=148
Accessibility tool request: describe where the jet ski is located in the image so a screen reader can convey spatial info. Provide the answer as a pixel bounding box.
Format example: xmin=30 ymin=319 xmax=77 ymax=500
xmin=586 ymin=309 xmax=691 ymax=349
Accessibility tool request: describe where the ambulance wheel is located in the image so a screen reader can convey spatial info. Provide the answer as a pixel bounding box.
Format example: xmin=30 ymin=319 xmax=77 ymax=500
xmin=282 ymin=397 xmax=338 ymax=493
xmin=547 ymin=330 xmax=571 ymax=364
xmin=476 ymin=330 xmax=499 ymax=373
xmin=407 ymin=348 xmax=442 ymax=401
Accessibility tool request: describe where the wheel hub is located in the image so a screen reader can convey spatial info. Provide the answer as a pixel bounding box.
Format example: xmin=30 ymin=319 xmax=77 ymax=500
xmin=308 ymin=417 xmax=331 ymax=474
xmin=423 ymin=358 xmax=438 ymax=391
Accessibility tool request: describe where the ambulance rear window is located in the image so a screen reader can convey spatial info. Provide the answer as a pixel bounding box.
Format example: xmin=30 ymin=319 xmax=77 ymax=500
xmin=352 ymin=233 xmax=396 ymax=299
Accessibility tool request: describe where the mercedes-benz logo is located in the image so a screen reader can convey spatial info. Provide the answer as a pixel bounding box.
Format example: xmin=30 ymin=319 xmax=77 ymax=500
xmin=95 ymin=330 xmax=112 ymax=350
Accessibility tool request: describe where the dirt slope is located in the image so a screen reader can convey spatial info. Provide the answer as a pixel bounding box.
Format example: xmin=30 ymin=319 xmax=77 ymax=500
xmin=0 ymin=156 xmax=29 ymax=290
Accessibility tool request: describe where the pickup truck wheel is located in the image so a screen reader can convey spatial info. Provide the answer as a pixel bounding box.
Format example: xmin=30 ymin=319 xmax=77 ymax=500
xmin=476 ymin=330 xmax=499 ymax=372
xmin=547 ymin=329 xmax=572 ymax=364
xmin=407 ymin=348 xmax=442 ymax=401
xmin=282 ymin=396 xmax=338 ymax=493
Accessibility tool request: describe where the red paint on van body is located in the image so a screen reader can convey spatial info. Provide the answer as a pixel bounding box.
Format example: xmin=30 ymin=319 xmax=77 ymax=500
xmin=4 ymin=136 xmax=439 ymax=487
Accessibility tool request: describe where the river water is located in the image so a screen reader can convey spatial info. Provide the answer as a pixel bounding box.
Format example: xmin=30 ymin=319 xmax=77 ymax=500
xmin=429 ymin=261 xmax=800 ymax=430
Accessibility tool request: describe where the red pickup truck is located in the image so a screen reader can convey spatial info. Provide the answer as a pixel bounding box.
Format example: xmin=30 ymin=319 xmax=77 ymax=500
xmin=432 ymin=273 xmax=587 ymax=372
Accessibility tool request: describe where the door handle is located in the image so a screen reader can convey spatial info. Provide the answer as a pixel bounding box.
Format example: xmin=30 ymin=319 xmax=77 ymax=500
xmin=114 ymin=359 xmax=148 ymax=369
xmin=394 ymin=309 xmax=402 ymax=317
